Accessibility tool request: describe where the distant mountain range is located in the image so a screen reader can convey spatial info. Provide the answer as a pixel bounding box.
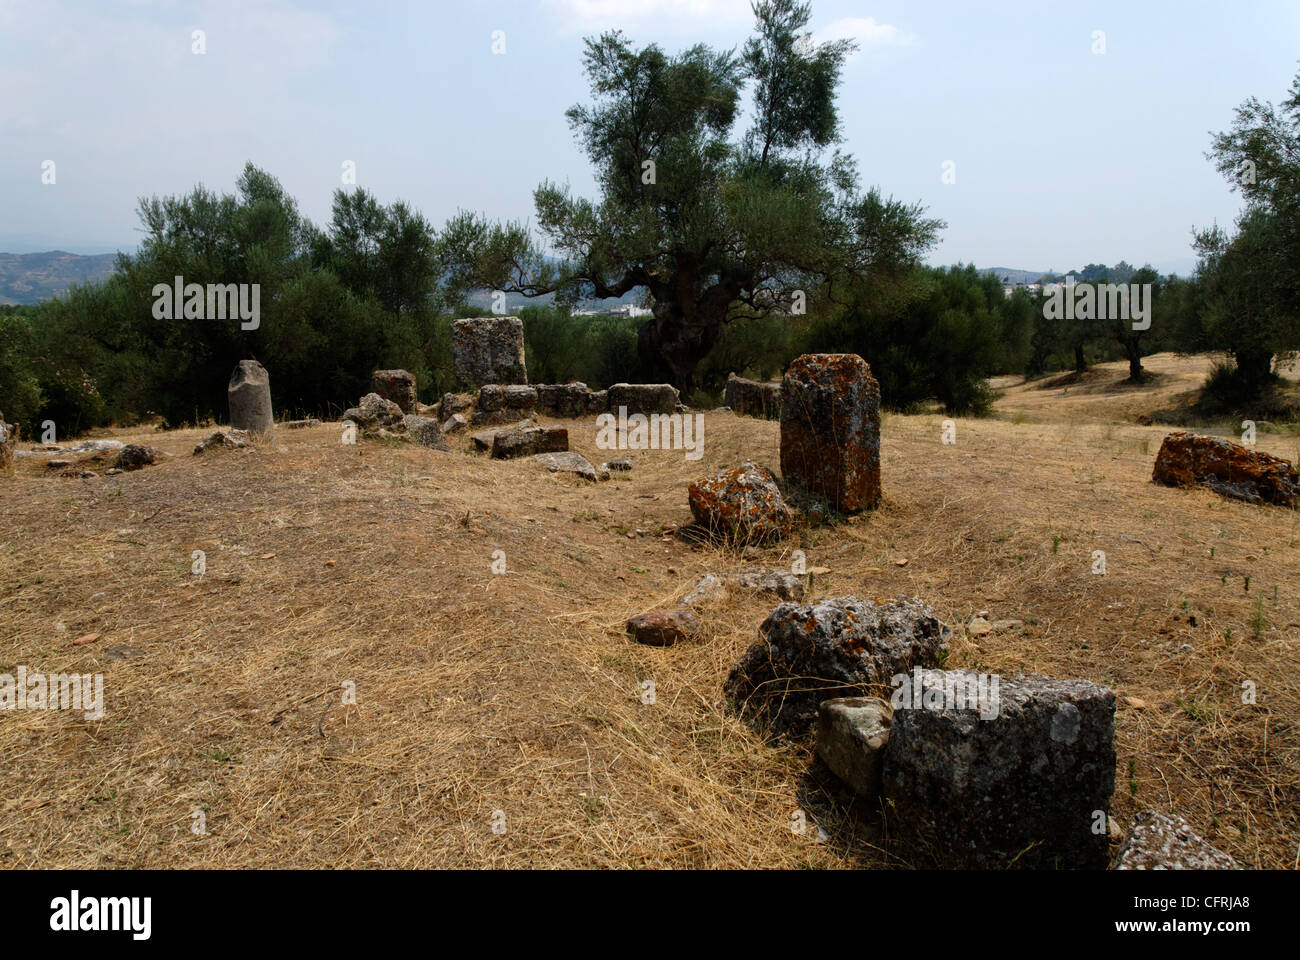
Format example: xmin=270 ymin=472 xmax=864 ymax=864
xmin=0 ymin=251 xmax=119 ymax=305
xmin=976 ymin=260 xmax=1199 ymax=283
xmin=977 ymin=267 xmax=1047 ymax=285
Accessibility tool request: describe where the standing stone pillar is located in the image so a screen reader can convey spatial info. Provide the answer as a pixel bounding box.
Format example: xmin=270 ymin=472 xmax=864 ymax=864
xmin=228 ymin=360 xmax=275 ymax=437
xmin=451 ymin=317 xmax=528 ymax=386
xmin=779 ymin=353 xmax=881 ymax=513
xmin=371 ymin=369 xmax=418 ymax=413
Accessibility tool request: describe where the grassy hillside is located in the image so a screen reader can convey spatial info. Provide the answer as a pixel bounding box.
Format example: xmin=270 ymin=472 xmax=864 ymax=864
xmin=0 ymin=251 xmax=118 ymax=305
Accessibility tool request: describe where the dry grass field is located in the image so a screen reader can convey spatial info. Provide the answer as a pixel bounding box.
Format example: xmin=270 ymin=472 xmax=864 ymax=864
xmin=2 ymin=352 xmax=1298 ymax=869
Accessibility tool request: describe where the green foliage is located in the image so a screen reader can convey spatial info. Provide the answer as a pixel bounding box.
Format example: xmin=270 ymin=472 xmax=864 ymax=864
xmin=1195 ymin=209 xmax=1295 ymax=392
xmin=1025 ymin=262 xmax=1191 ymax=379
xmin=0 ymin=309 xmax=42 ymax=429
xmin=520 ymin=305 xmax=649 ymax=389
xmin=696 ymin=309 xmax=794 ymax=385
xmin=1194 ymin=66 xmax=1300 ymax=394
xmin=441 ymin=0 xmax=943 ymax=389
xmin=31 ymin=360 xmax=106 ymax=436
xmin=11 ymin=164 xmax=455 ymax=434
xmin=801 ymin=264 xmax=1015 ymax=414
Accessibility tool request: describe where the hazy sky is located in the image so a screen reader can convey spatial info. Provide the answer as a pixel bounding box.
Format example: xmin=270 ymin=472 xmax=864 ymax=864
xmin=2 ymin=0 xmax=1296 ymax=275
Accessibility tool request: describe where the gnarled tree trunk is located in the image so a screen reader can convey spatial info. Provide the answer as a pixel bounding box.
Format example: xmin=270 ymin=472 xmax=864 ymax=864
xmin=1234 ymin=348 xmax=1274 ymax=391
xmin=636 ymin=280 xmax=738 ymax=393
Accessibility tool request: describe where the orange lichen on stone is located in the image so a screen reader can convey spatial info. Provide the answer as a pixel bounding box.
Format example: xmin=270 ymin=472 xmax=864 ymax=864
xmin=687 ymin=462 xmax=795 ymax=544
xmin=779 ymin=353 xmax=881 ymax=514
xmin=1152 ymin=432 xmax=1299 ymax=506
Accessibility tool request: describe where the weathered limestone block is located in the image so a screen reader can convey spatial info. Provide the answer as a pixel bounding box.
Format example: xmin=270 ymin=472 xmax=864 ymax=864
xmin=452 ymin=316 xmax=527 ymax=386
xmin=780 ymin=354 xmax=881 ymax=513
xmin=607 ymin=383 xmax=680 ymax=415
xmin=475 ymin=384 xmax=538 ymax=425
xmin=371 ymin=369 xmax=418 ymax=413
xmin=724 ymin=596 xmax=950 ymax=738
xmin=194 ymin=429 xmax=250 ymax=455
xmin=729 ymin=568 xmax=806 ymax=601
xmin=478 ymin=384 xmax=537 ymax=413
xmin=114 ymin=444 xmax=159 ymax=471
xmin=1112 ymin=810 xmax=1240 ymax=870
xmin=534 ymin=451 xmax=607 ymax=482
xmin=725 ymin=374 xmax=782 ymax=420
xmin=491 ymin=425 xmax=568 ymax=460
xmin=684 ymin=569 xmax=807 ymax=606
xmin=1152 ymin=431 xmax=1299 ymax=506
xmin=688 ymin=462 xmax=795 ymax=545
xmin=470 ymin=418 xmax=535 ymax=452
xmin=535 ymin=383 xmax=594 ymax=418
xmin=683 ymin=573 xmax=728 ymax=606
xmin=882 ymin=670 xmax=1116 ymax=869
xmin=816 ymin=698 xmax=892 ymax=798
xmin=441 ymin=392 xmax=475 ymax=418
xmin=228 ymin=360 xmax=274 ymax=437
xmin=343 ymin=393 xmax=407 ymax=438
xmin=403 ymin=415 xmax=450 ymax=451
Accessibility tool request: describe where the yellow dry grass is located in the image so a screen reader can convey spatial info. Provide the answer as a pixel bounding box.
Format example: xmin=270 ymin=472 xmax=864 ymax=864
xmin=1 ymin=352 xmax=1297 ymax=869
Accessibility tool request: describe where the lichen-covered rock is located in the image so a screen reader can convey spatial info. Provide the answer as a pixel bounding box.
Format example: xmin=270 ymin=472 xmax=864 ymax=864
xmin=441 ymin=392 xmax=475 ymax=418
xmin=688 ymin=462 xmax=796 ymax=545
xmin=535 ymin=383 xmax=594 ymax=418
xmin=470 ymin=419 xmax=535 ymax=452
xmin=36 ymin=439 xmax=124 ymax=458
xmin=725 ymin=374 xmax=782 ymax=420
xmin=282 ymin=419 xmax=321 ymax=430
xmin=534 ymin=451 xmax=606 ymax=481
xmin=730 ymin=568 xmax=806 ymax=601
xmin=193 ymin=429 xmax=251 ymax=455
xmin=343 ymin=393 xmax=407 ymax=438
xmin=627 ymin=610 xmax=700 ymax=647
xmin=724 ymin=596 xmax=950 ymax=738
xmin=816 ymin=698 xmax=892 ymax=798
xmin=780 ymin=353 xmax=881 ymax=513
xmin=1112 ymin=811 xmax=1239 ymax=870
xmin=478 ymin=384 xmax=537 ymax=413
xmin=585 ymin=390 xmax=609 ymax=414
xmin=371 ymin=369 xmax=418 ymax=413
xmin=475 ymin=384 xmax=538 ymax=425
xmin=114 ymin=444 xmax=159 ymax=471
xmin=607 ymin=383 xmax=680 ymax=415
xmin=403 ymin=415 xmax=450 ymax=451
xmin=491 ymin=425 xmax=568 ymax=460
xmin=442 ymin=413 xmax=469 ymax=435
xmin=882 ymin=670 xmax=1116 ymax=869
xmin=452 ymin=316 xmax=527 ymax=386
xmin=228 ymin=360 xmax=275 ymax=437
xmin=1152 ymin=431 xmax=1299 ymax=506
xmin=685 ymin=568 xmax=807 ymax=605
xmin=683 ymin=573 xmax=728 ymax=606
